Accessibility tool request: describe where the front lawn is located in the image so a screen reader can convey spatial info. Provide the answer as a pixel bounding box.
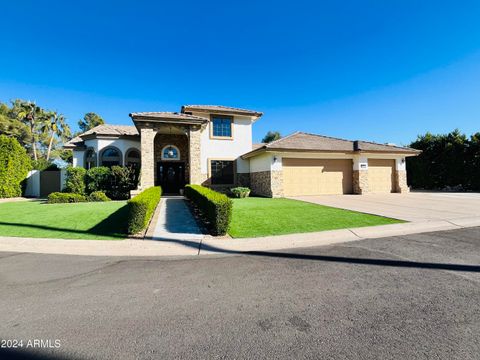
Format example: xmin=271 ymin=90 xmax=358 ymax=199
xmin=228 ymin=197 xmax=403 ymax=238
xmin=0 ymin=200 xmax=129 ymax=240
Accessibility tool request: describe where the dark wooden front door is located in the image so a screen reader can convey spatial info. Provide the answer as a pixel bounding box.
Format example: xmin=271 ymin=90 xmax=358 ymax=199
xmin=156 ymin=162 xmax=185 ymax=194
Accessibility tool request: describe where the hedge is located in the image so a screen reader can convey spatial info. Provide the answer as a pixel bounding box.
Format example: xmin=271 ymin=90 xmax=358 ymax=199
xmin=47 ymin=192 xmax=87 ymax=203
xmin=87 ymin=191 xmax=111 ymax=202
xmin=230 ymin=187 xmax=251 ymax=198
xmin=0 ymin=135 xmax=31 ymax=198
xmin=184 ymin=185 xmax=232 ymax=236
xmin=127 ymin=186 xmax=162 ymax=234
xmin=64 ymin=167 xmax=87 ymax=195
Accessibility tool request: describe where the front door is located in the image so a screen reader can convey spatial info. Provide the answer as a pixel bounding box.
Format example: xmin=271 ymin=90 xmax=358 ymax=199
xmin=156 ymin=162 xmax=185 ymax=194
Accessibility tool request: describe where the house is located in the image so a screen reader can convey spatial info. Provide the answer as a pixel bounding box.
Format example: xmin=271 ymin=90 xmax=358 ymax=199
xmin=65 ymin=105 xmax=420 ymax=197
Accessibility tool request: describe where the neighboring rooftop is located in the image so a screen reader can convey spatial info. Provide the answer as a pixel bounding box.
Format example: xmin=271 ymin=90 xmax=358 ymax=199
xmin=181 ymin=105 xmax=263 ymax=117
xmin=242 ymin=132 xmax=421 ymax=158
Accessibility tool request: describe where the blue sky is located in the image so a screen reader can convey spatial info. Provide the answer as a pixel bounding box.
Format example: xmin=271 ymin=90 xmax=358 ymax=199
xmin=1 ymin=0 xmax=479 ymax=145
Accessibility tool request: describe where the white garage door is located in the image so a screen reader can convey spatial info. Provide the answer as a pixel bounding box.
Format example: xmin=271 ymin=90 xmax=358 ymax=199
xmin=283 ymin=158 xmax=353 ymax=196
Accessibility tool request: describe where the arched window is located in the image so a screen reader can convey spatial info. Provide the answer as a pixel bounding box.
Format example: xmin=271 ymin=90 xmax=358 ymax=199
xmin=100 ymin=147 xmax=122 ymax=167
xmin=84 ymin=148 xmax=97 ymax=169
xmin=125 ymin=149 xmax=141 ymax=169
xmin=161 ymin=145 xmax=180 ymax=160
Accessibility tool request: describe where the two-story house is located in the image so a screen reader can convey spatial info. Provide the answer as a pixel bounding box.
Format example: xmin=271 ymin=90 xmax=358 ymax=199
xmin=65 ymin=105 xmax=420 ymax=197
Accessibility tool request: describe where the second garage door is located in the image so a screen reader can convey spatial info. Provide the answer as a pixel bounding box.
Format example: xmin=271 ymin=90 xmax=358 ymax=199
xmin=368 ymin=159 xmax=395 ymax=193
xmin=283 ymin=158 xmax=353 ymax=196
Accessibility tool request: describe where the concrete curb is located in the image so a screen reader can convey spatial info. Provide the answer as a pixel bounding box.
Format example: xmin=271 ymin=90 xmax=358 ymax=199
xmin=0 ymin=218 xmax=479 ymax=257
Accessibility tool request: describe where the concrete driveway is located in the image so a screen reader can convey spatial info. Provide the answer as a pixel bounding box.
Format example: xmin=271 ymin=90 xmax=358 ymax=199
xmin=291 ymin=191 xmax=480 ymax=222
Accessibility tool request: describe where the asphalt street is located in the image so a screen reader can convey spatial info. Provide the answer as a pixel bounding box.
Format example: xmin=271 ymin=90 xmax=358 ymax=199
xmin=1 ymin=227 xmax=479 ymax=360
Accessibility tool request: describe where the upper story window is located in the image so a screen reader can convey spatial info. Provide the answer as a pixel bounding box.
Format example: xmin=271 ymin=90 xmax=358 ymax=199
xmin=100 ymin=147 xmax=122 ymax=167
xmin=211 ymin=115 xmax=233 ymax=138
xmin=161 ymin=145 xmax=180 ymax=160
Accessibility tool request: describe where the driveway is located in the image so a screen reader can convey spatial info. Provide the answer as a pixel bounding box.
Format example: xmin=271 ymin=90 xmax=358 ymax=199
xmin=0 ymin=227 xmax=479 ymax=359
xmin=291 ymin=191 xmax=480 ymax=222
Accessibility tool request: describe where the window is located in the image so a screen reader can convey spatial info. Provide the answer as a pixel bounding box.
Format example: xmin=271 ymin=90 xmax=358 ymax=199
xmin=100 ymin=147 xmax=122 ymax=167
xmin=210 ymin=160 xmax=234 ymax=185
xmin=125 ymin=149 xmax=141 ymax=169
xmin=84 ymin=149 xmax=97 ymax=170
xmin=161 ymin=145 xmax=180 ymax=160
xmin=211 ymin=116 xmax=232 ymax=138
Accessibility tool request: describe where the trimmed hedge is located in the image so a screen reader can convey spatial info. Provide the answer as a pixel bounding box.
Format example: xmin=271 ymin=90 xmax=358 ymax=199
xmin=0 ymin=135 xmax=31 ymax=198
xmin=127 ymin=186 xmax=162 ymax=234
xmin=87 ymin=191 xmax=111 ymax=202
xmin=64 ymin=167 xmax=87 ymax=195
xmin=184 ymin=185 xmax=232 ymax=236
xmin=47 ymin=192 xmax=87 ymax=203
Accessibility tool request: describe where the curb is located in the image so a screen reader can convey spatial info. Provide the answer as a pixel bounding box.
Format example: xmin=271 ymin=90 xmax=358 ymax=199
xmin=0 ymin=218 xmax=479 ymax=257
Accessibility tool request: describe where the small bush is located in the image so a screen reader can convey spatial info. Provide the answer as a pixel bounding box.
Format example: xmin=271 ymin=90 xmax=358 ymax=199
xmin=184 ymin=185 xmax=232 ymax=236
xmin=107 ymin=165 xmax=134 ymax=200
xmin=230 ymin=187 xmax=251 ymax=198
xmin=0 ymin=135 xmax=32 ymax=198
xmin=86 ymin=166 xmax=111 ymax=194
xmin=127 ymin=186 xmax=162 ymax=234
xmin=64 ymin=167 xmax=87 ymax=195
xmin=87 ymin=191 xmax=111 ymax=202
xmin=47 ymin=192 xmax=87 ymax=203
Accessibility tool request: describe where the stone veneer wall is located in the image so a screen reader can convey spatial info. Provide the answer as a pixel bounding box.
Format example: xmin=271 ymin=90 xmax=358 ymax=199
xmin=189 ymin=126 xmax=203 ymax=185
xmin=139 ymin=128 xmax=156 ymax=189
xmin=395 ymin=170 xmax=409 ymax=193
xmin=250 ymin=170 xmax=284 ymax=198
xmin=353 ymin=170 xmax=369 ymax=194
xmin=154 ymin=134 xmax=189 ymax=183
xmin=236 ymin=173 xmax=251 ymax=187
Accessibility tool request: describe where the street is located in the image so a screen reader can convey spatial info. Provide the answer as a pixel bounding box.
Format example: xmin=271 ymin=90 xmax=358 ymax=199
xmin=1 ymin=227 xmax=479 ymax=359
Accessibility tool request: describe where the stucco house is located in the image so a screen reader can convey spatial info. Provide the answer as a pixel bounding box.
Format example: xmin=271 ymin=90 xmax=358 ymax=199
xmin=65 ymin=105 xmax=420 ymax=197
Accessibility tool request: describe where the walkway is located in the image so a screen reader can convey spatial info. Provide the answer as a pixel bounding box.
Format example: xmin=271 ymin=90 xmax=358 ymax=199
xmin=147 ymin=196 xmax=205 ymax=255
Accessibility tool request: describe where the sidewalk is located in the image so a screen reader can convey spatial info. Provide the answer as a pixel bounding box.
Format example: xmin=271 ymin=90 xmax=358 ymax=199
xmin=1 ymin=216 xmax=479 ymax=257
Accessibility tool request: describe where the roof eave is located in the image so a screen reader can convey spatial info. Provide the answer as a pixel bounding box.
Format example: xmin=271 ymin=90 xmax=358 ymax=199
xmin=181 ymin=106 xmax=263 ymax=118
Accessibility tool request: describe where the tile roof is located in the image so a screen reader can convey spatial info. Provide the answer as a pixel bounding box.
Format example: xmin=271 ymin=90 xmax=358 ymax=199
xmin=129 ymin=112 xmax=209 ymax=122
xmin=181 ymin=105 xmax=263 ymax=117
xmin=64 ymin=125 xmax=138 ymax=148
xmin=243 ymin=132 xmax=420 ymax=157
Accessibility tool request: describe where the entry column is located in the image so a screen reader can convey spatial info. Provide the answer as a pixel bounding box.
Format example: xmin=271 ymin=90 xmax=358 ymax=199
xmin=188 ymin=125 xmax=203 ymax=184
xmin=139 ymin=128 xmax=156 ymax=189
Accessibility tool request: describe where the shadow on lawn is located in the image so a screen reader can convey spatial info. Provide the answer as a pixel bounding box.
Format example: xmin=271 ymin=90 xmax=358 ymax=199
xmin=0 ymin=204 xmax=129 ymax=239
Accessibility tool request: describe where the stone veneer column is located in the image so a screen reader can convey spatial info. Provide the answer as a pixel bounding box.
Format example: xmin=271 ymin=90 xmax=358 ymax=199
xmin=188 ymin=126 xmax=202 ymax=184
xmin=395 ymin=170 xmax=409 ymax=193
xmin=270 ymin=170 xmax=284 ymax=197
xmin=353 ymin=170 xmax=369 ymax=194
xmin=352 ymin=156 xmax=368 ymax=194
xmin=139 ymin=128 xmax=156 ymax=189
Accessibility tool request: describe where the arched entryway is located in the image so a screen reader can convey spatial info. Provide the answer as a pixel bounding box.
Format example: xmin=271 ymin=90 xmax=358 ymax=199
xmin=154 ymin=129 xmax=189 ymax=194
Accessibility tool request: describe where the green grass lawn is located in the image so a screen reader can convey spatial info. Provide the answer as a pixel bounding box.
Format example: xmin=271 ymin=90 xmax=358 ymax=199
xmin=228 ymin=197 xmax=404 ymax=238
xmin=0 ymin=200 xmax=129 ymax=240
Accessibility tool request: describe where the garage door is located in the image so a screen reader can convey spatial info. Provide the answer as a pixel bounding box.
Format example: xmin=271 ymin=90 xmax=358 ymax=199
xmin=368 ymin=159 xmax=395 ymax=193
xmin=283 ymin=158 xmax=353 ymax=196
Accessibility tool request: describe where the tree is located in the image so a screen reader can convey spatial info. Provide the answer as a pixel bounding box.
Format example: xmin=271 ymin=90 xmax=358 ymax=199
xmin=41 ymin=111 xmax=71 ymax=160
xmin=0 ymin=102 xmax=30 ymax=146
xmin=262 ymin=131 xmax=281 ymax=143
xmin=78 ymin=112 xmax=104 ymax=133
xmin=11 ymin=100 xmax=46 ymax=161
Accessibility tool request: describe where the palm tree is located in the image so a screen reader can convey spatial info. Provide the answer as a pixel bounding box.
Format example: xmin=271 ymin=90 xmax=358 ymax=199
xmin=14 ymin=100 xmax=41 ymax=160
xmin=41 ymin=111 xmax=71 ymax=160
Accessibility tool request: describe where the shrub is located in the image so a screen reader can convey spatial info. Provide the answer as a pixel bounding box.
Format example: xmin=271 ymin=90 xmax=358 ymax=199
xmin=107 ymin=165 xmax=135 ymax=200
xmin=86 ymin=166 xmax=111 ymax=194
xmin=127 ymin=186 xmax=162 ymax=234
xmin=64 ymin=167 xmax=87 ymax=195
xmin=47 ymin=192 xmax=87 ymax=203
xmin=0 ymin=135 xmax=32 ymax=198
xmin=230 ymin=187 xmax=251 ymax=198
xmin=184 ymin=185 xmax=232 ymax=236
xmin=87 ymin=191 xmax=111 ymax=202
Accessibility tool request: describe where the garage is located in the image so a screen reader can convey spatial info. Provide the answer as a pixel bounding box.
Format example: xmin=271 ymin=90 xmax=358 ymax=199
xmin=283 ymin=158 xmax=353 ymax=196
xmin=368 ymin=159 xmax=395 ymax=193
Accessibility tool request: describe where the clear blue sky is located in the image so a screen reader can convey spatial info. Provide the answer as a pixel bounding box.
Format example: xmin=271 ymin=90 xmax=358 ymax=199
xmin=1 ymin=0 xmax=479 ymax=145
